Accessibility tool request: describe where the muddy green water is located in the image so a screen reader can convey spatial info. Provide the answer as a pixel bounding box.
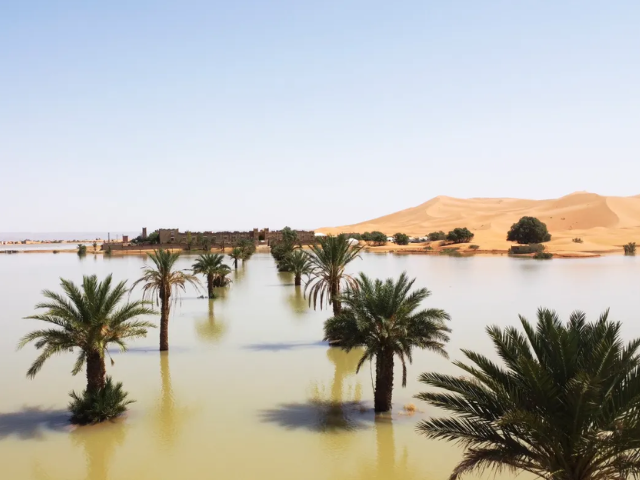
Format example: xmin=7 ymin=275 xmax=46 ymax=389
xmin=1 ymin=252 xmax=638 ymax=479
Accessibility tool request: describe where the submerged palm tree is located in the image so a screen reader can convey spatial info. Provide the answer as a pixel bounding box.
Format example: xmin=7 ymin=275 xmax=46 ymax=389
xmin=306 ymin=235 xmax=363 ymax=316
xmin=282 ymin=249 xmax=313 ymax=286
xmin=192 ymin=253 xmax=230 ymax=298
xmin=324 ymin=272 xmax=450 ymax=413
xmin=18 ymin=275 xmax=155 ymax=410
xmin=133 ymin=249 xmax=200 ymax=351
xmin=228 ymin=247 xmax=244 ymax=270
xmin=417 ymin=308 xmax=640 ymax=480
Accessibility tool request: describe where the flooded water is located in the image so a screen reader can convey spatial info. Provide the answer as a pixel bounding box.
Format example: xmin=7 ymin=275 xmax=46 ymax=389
xmin=1 ymin=252 xmax=639 ymax=479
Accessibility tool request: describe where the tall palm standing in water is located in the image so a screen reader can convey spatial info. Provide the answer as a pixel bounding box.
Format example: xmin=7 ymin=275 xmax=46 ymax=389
xmin=417 ymin=309 xmax=640 ymax=480
xmin=228 ymin=247 xmax=243 ymax=270
xmin=324 ymin=272 xmax=450 ymax=413
xmin=192 ymin=253 xmax=230 ymax=298
xmin=18 ymin=275 xmax=155 ymax=422
xmin=306 ymin=235 xmax=363 ymax=316
xmin=133 ymin=249 xmax=200 ymax=351
xmin=282 ymin=249 xmax=313 ymax=286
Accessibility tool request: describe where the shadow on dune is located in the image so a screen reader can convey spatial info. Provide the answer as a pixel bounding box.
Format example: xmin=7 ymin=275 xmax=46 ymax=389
xmin=0 ymin=406 xmax=69 ymax=440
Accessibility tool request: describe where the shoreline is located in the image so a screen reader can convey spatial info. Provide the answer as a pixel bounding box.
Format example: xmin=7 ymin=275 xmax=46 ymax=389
xmin=0 ymin=244 xmax=622 ymax=259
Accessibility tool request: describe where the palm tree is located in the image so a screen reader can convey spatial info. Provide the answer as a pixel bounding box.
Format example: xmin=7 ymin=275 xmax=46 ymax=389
xmin=324 ymin=272 xmax=450 ymax=413
xmin=133 ymin=249 xmax=200 ymax=351
xmin=416 ymin=309 xmax=640 ymax=480
xmin=192 ymin=253 xmax=230 ymax=298
xmin=306 ymin=235 xmax=363 ymax=316
xmin=281 ymin=249 xmax=312 ymax=286
xmin=18 ymin=275 xmax=155 ymax=395
xmin=228 ymin=247 xmax=243 ymax=270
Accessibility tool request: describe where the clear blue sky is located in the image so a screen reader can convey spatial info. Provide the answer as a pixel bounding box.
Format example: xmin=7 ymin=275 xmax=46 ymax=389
xmin=1 ymin=1 xmax=639 ymax=232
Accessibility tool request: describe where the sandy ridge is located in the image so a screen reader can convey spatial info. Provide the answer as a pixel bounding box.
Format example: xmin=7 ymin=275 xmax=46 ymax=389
xmin=317 ymin=192 xmax=640 ymax=254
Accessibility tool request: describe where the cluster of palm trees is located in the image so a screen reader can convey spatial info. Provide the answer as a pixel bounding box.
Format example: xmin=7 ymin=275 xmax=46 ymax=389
xmin=18 ymin=236 xmax=640 ymax=479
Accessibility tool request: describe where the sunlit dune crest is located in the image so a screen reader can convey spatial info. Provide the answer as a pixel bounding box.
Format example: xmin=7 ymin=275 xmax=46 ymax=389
xmin=317 ymin=192 xmax=640 ymax=253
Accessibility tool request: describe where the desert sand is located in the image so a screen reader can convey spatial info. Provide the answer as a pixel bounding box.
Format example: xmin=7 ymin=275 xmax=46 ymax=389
xmin=317 ymin=192 xmax=640 ymax=255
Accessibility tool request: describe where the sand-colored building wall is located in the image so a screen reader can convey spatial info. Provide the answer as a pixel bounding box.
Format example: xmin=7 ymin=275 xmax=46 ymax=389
xmin=157 ymin=228 xmax=315 ymax=246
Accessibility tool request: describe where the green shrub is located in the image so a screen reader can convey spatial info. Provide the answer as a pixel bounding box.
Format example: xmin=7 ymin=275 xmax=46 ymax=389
xmin=509 ymin=244 xmax=545 ymax=255
xmin=572 ymin=238 xmax=583 ymax=243
xmin=507 ymin=216 xmax=551 ymax=244
xmin=446 ymin=227 xmax=474 ymax=244
xmin=69 ymin=377 xmax=134 ymax=425
xmin=427 ymin=231 xmax=446 ymax=241
xmin=533 ymin=251 xmax=553 ymax=259
xmin=77 ymin=244 xmax=87 ymax=256
xmin=441 ymin=247 xmax=462 ymax=257
xmin=424 ymin=245 xmax=433 ymax=251
xmin=362 ymin=231 xmax=387 ymax=245
xmin=53 ymin=250 xmax=59 ymax=254
xmin=393 ymin=233 xmax=410 ymax=245
xmin=624 ymin=242 xmax=636 ymax=255
xmin=468 ymin=245 xmax=480 ymax=250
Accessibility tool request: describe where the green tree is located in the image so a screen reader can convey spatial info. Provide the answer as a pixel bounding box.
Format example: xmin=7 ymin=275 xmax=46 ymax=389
xmin=417 ymin=308 xmax=640 ymax=480
xmin=428 ymin=231 xmax=446 ymax=241
xmin=324 ymin=272 xmax=450 ymax=412
xmin=77 ymin=244 xmax=87 ymax=256
xmin=192 ymin=253 xmax=230 ymax=298
xmin=507 ymin=216 xmax=551 ymax=244
xmin=185 ymin=232 xmax=193 ymax=251
xmin=133 ymin=249 xmax=201 ymax=351
xmin=147 ymin=231 xmax=160 ymax=244
xmin=237 ymin=239 xmax=256 ymax=259
xmin=281 ymin=249 xmax=312 ymax=286
xmin=305 ymin=235 xmax=363 ymax=316
xmin=228 ymin=247 xmax=244 ymax=270
xmin=624 ymin=242 xmax=636 ymax=255
xmin=446 ymin=227 xmax=474 ymax=244
xmin=393 ymin=233 xmax=410 ymax=245
xmin=271 ymin=227 xmax=299 ymax=271
xmin=92 ymin=242 xmax=98 ymax=252
xmin=18 ymin=275 xmax=155 ymax=423
xmin=362 ymin=231 xmax=387 ymax=246
xmin=281 ymin=226 xmax=298 ymax=245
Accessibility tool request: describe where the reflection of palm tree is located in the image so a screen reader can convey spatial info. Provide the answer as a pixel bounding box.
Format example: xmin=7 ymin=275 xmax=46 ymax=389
xmin=287 ymin=286 xmax=308 ymax=316
xmin=195 ymin=300 xmax=227 ymax=343
xmin=154 ymin=353 xmax=198 ymax=448
xmin=70 ymin=421 xmax=127 ymax=480
xmin=158 ymin=352 xmax=176 ymax=446
xmin=342 ymin=418 xmax=417 ymax=480
xmin=326 ymin=347 xmax=362 ymax=404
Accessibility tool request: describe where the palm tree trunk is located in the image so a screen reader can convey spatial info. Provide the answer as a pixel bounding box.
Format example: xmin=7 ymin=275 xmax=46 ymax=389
xmin=207 ymin=273 xmax=214 ymax=298
xmin=331 ymin=280 xmax=341 ymax=316
xmin=86 ymin=350 xmax=106 ymax=394
xmin=295 ymin=273 xmax=301 ymax=286
xmin=160 ymin=286 xmax=171 ymax=351
xmin=374 ymin=350 xmax=394 ymax=413
xmin=234 ymin=258 xmax=238 ymax=270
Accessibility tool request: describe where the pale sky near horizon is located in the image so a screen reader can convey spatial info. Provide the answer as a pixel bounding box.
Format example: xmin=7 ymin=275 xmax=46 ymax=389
xmin=1 ymin=1 xmax=639 ymax=232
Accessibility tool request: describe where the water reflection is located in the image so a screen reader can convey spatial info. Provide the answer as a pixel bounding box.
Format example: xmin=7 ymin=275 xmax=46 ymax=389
xmin=71 ymin=421 xmax=127 ymax=480
xmin=277 ymin=271 xmax=295 ymax=286
xmin=351 ymin=418 xmax=418 ymax=480
xmin=232 ymin=265 xmax=246 ymax=283
xmin=287 ymin=286 xmax=308 ymax=316
xmin=155 ymin=353 xmax=195 ymax=448
xmin=260 ymin=348 xmax=367 ymax=432
xmin=194 ymin=300 xmax=227 ymax=343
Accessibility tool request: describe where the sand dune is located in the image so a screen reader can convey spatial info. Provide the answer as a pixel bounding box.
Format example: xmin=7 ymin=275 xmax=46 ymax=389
xmin=317 ymin=192 xmax=640 ymax=253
